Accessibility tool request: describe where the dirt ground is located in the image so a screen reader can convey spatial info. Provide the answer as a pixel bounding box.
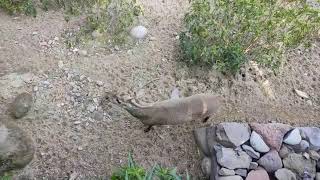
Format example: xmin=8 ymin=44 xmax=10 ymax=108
xmin=0 ymin=0 xmax=320 ymax=179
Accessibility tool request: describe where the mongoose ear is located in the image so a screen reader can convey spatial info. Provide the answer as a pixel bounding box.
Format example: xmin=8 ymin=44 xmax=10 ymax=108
xmin=170 ymin=87 xmax=180 ymax=99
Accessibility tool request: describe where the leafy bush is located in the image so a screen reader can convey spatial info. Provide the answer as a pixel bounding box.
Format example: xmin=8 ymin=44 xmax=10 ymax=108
xmin=111 ymin=153 xmax=190 ymax=180
xmin=0 ymin=0 xmax=37 ymax=17
xmin=180 ymin=0 xmax=320 ymax=75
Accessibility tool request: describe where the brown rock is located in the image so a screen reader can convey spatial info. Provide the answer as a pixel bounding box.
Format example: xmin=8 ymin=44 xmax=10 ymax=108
xmin=246 ymin=168 xmax=270 ymax=180
xmin=250 ymin=123 xmax=292 ymax=151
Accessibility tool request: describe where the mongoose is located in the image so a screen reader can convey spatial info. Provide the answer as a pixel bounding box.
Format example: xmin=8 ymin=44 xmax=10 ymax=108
xmin=0 ymin=119 xmax=35 ymax=174
xmin=109 ymin=93 xmax=223 ymax=132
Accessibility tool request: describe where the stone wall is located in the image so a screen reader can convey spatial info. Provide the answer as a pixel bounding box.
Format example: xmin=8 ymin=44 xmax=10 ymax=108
xmin=194 ymin=123 xmax=320 ymax=180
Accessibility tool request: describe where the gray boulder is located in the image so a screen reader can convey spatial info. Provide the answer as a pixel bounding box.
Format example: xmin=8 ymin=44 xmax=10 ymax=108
xmin=215 ymin=146 xmax=252 ymax=170
xmin=250 ymin=131 xmax=270 ymax=153
xmin=275 ymin=168 xmax=297 ymax=180
xmin=0 ymin=120 xmax=35 ymax=174
xmin=216 ymin=123 xmax=251 ymax=148
xmin=309 ymin=150 xmax=320 ymax=161
xmin=291 ymin=140 xmax=309 ymax=153
xmin=299 ymin=127 xmax=320 ymax=150
xmin=283 ymin=153 xmax=316 ymax=179
xmin=194 ymin=127 xmax=210 ymax=156
xmin=242 ymin=144 xmax=260 ymax=159
xmin=235 ymin=169 xmax=247 ymax=177
xmin=218 ymin=175 xmax=243 ymax=180
xmin=258 ymin=150 xmax=282 ymax=173
xmin=279 ymin=144 xmax=294 ymax=158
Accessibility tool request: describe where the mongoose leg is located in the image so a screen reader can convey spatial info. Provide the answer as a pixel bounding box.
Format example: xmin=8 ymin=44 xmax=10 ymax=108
xmin=144 ymin=125 xmax=153 ymax=133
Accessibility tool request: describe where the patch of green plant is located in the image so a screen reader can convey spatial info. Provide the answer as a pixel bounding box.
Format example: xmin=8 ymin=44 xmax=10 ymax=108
xmin=180 ymin=0 xmax=320 ymax=75
xmin=0 ymin=0 xmax=37 ymax=17
xmin=111 ymin=153 xmax=190 ymax=180
xmin=0 ymin=173 xmax=12 ymax=180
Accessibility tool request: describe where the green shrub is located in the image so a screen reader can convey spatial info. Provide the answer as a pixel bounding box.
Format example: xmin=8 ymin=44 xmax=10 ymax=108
xmin=0 ymin=0 xmax=36 ymax=17
xmin=111 ymin=153 xmax=190 ymax=180
xmin=180 ymin=0 xmax=320 ymax=75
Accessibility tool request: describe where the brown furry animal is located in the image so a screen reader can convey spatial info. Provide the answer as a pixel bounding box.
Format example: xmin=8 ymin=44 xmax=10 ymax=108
xmin=109 ymin=93 xmax=223 ymax=132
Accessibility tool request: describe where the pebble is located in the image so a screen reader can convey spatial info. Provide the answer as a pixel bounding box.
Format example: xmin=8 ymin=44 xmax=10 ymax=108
xmin=235 ymin=169 xmax=247 ymax=177
xmin=87 ymin=104 xmax=96 ymax=113
xmin=250 ymin=123 xmax=291 ymax=151
xmin=33 ymin=86 xmax=39 ymax=92
xmin=283 ymin=153 xmax=316 ymax=178
xmin=295 ymin=89 xmax=309 ymax=99
xmin=58 ymin=61 xmax=64 ymax=68
xmin=283 ymin=128 xmax=302 ymax=145
xmin=219 ymin=168 xmax=235 ymax=176
xmin=74 ymin=121 xmax=81 ymax=125
xmin=10 ymin=93 xmax=33 ymax=119
xmin=249 ymin=162 xmax=258 ymax=170
xmin=130 ymin=25 xmax=148 ymax=39
xmin=258 ymin=150 xmax=282 ymax=173
xmin=78 ymin=50 xmax=88 ymax=56
xmin=216 ymin=122 xmax=251 ymax=148
xmin=96 ymin=81 xmax=104 ymax=86
xmin=201 ymin=157 xmax=211 ymax=178
xmin=215 ymin=146 xmax=252 ymax=170
xmin=77 ymin=146 xmax=83 ymax=151
xmin=309 ymin=150 xmax=320 ymax=160
xmin=54 ymin=37 xmax=59 ymax=41
xmin=32 ymin=31 xmax=38 ymax=36
xmin=303 ymin=152 xmax=310 ymax=159
xmin=92 ymin=111 xmax=104 ymax=121
xmin=275 ymin=168 xmax=297 ymax=180
xmin=242 ymin=144 xmax=260 ymax=159
xmin=250 ymin=131 xmax=270 ymax=153
xmin=246 ymin=168 xmax=270 ymax=180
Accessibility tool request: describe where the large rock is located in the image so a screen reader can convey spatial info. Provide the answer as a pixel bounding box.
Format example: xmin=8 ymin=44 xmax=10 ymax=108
xmin=283 ymin=153 xmax=316 ymax=179
xmin=279 ymin=144 xmax=294 ymax=158
xmin=216 ymin=123 xmax=251 ymax=148
xmin=215 ymin=146 xmax=252 ymax=170
xmin=235 ymin=169 xmax=247 ymax=177
xmin=316 ymin=173 xmax=320 ymax=180
xmin=242 ymin=144 xmax=260 ymax=159
xmin=291 ymin=140 xmax=309 ymax=153
xmin=219 ymin=168 xmax=235 ymax=176
xmin=0 ymin=120 xmax=35 ymax=174
xmin=250 ymin=131 xmax=270 ymax=153
xmin=246 ymin=168 xmax=269 ymax=180
xmin=207 ymin=126 xmax=219 ymax=155
xmin=275 ymin=168 xmax=297 ymax=180
xmin=9 ymin=93 xmax=33 ymax=119
xmin=201 ymin=157 xmax=211 ymax=178
xmin=299 ymin=127 xmax=320 ymax=150
xmin=219 ymin=176 xmax=243 ymax=180
xmin=258 ymin=150 xmax=282 ymax=173
xmin=130 ymin=25 xmax=148 ymax=39
xmin=249 ymin=162 xmax=258 ymax=170
xmin=283 ymin=128 xmax=302 ymax=145
xmin=309 ymin=150 xmax=320 ymax=161
xmin=194 ymin=128 xmax=210 ymax=156
xmin=250 ymin=123 xmax=291 ymax=151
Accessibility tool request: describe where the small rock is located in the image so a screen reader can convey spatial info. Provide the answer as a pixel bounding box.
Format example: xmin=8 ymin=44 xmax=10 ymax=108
xmin=242 ymin=144 xmax=260 ymax=159
xmin=235 ymin=169 xmax=247 ymax=177
xmin=216 ymin=146 xmax=252 ymax=170
xmin=58 ymin=61 xmax=64 ymax=68
xmin=54 ymin=37 xmax=59 ymax=41
xmin=303 ymin=152 xmax=310 ymax=159
xmin=130 ymin=25 xmax=148 ymax=39
xmin=201 ymin=157 xmax=211 ymax=178
xmin=219 ymin=168 xmax=235 ymax=176
xmin=250 ymin=123 xmax=292 ymax=151
xmin=74 ymin=121 xmax=81 ymax=125
xmin=249 ymin=162 xmax=258 ymax=170
xmin=246 ymin=168 xmax=270 ymax=180
xmin=308 ymin=150 xmax=320 ymax=160
xmin=32 ymin=31 xmax=38 ymax=36
xmin=77 ymin=146 xmax=83 ymax=151
xmin=258 ymin=150 xmax=282 ymax=173
xmin=87 ymin=104 xmax=96 ymax=113
xmin=194 ymin=128 xmax=210 ymax=156
xmin=33 ymin=86 xmax=38 ymax=92
xmin=10 ymin=93 xmax=33 ymax=119
xmin=92 ymin=111 xmax=104 ymax=121
xmin=275 ymin=168 xmax=297 ymax=180
xmin=300 ymin=129 xmax=307 ymax=139
xmin=250 ymin=131 xmax=270 ymax=153
xmin=48 ymin=40 xmax=54 ymax=45
xmin=78 ymin=50 xmax=88 ymax=56
xmin=206 ymin=126 xmax=219 ymax=154
xmin=0 ymin=120 xmax=35 ymax=174
xmin=299 ymin=127 xmax=320 ymax=150
xmin=96 ymin=81 xmax=104 ymax=86
xmin=283 ymin=153 xmax=316 ymax=178
xmin=170 ymin=87 xmax=180 ymax=99
xmin=295 ymin=89 xmax=309 ymax=99
xmin=279 ymin=145 xmax=294 ymax=158
xmin=291 ymin=140 xmax=309 ymax=153
xmin=284 ymin=128 xmax=302 ymax=145
xmin=92 ymin=30 xmax=103 ymax=38
xmin=219 ymin=176 xmax=243 ymax=180
xmin=216 ymin=123 xmax=251 ymax=148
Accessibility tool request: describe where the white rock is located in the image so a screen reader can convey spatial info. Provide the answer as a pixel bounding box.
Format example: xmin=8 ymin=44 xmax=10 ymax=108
xmin=219 ymin=168 xmax=235 ymax=176
xmin=58 ymin=61 xmax=64 ymax=68
xmin=284 ymin=128 xmax=302 ymax=145
xmin=295 ymin=89 xmax=309 ymax=99
xmin=250 ymin=131 xmax=270 ymax=153
xmin=218 ymin=176 xmax=243 ymax=180
xmin=32 ymin=31 xmax=38 ymax=36
xmin=130 ymin=25 xmax=148 ymax=39
xmin=96 ymin=81 xmax=103 ymax=86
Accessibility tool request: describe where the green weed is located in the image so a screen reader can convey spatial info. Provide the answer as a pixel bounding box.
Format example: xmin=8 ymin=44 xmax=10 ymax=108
xmin=0 ymin=0 xmax=37 ymax=17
